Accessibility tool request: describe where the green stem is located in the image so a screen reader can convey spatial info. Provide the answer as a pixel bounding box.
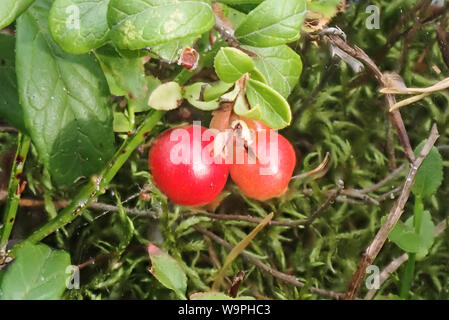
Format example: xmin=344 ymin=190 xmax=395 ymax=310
xmin=9 ymin=110 xmax=164 ymax=257
xmin=399 ymin=195 xmax=423 ymax=299
xmin=8 ymin=67 xmax=195 ymax=258
xmin=0 ymin=133 xmax=31 ymax=250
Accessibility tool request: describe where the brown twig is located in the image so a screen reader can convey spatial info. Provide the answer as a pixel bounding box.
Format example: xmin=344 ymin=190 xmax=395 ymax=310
xmin=0 ymin=197 xmax=158 ymax=218
xmin=364 ymin=218 xmax=447 ymax=299
xmin=325 ymin=34 xmax=415 ymax=164
xmin=344 ymin=124 xmax=439 ymax=299
xmin=194 ymin=225 xmax=344 ymax=299
xmin=183 ymin=181 xmax=343 ymax=228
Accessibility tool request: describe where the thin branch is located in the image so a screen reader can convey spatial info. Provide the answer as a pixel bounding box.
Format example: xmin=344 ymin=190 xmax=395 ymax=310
xmin=325 ymin=34 xmax=415 ymax=163
xmin=360 ymin=163 xmax=407 ymax=194
xmin=344 ymin=124 xmax=439 ymax=299
xmin=364 ymin=218 xmax=447 ymax=300
xmin=0 ymin=134 xmax=31 ymax=252
xmin=194 ymin=225 xmax=344 ymax=300
xmin=183 ymin=181 xmax=343 ymax=228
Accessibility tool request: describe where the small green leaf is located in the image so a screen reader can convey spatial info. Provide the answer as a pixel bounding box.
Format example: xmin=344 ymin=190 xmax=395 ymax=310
xmin=0 ymin=0 xmax=35 ymax=29
xmin=234 ymin=0 xmax=307 ymax=47
xmin=108 ymin=0 xmax=215 ymax=50
xmin=242 ymin=45 xmax=302 ymax=98
xmin=412 ymin=142 xmax=443 ymax=198
xmin=147 ymin=243 xmax=187 ymax=299
xmin=183 ymin=81 xmax=233 ymax=111
xmin=245 ymin=79 xmax=292 ymax=129
xmin=0 ymin=242 xmax=71 ymax=300
xmin=148 ymin=82 xmax=183 ymax=110
xmin=183 ymin=82 xmax=220 ymax=111
xmin=214 ymin=47 xmax=255 ymax=83
xmin=49 ymin=0 xmax=110 ymax=54
xmin=0 ymin=34 xmax=26 ymax=132
xmin=16 ymin=0 xmax=115 ymax=186
xmin=113 ymin=112 xmax=132 ymax=132
xmin=234 ymin=89 xmax=262 ymax=120
xmin=388 ymin=211 xmax=435 ymax=256
xmin=202 ymin=81 xmax=234 ymax=101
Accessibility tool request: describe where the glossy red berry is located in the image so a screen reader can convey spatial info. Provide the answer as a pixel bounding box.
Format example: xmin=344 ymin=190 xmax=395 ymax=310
xmin=149 ymin=125 xmax=229 ymax=206
xmin=229 ymin=121 xmax=296 ymax=201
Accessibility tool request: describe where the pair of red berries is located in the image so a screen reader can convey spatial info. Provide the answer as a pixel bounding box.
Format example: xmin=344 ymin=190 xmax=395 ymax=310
xmin=148 ymin=118 xmax=296 ymax=206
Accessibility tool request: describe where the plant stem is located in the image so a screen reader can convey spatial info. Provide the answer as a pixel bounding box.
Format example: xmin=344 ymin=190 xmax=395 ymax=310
xmin=399 ymin=195 xmax=423 ymax=298
xmin=0 ymin=133 xmax=31 ymax=250
xmin=9 ymin=110 xmax=164 ymax=257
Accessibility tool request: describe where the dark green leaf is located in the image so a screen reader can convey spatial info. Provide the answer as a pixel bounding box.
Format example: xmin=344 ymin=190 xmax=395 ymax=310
xmin=147 ymin=243 xmax=187 ymax=299
xmin=242 ymin=45 xmax=302 ymax=98
xmin=412 ymin=142 xmax=443 ymax=198
xmin=95 ymin=44 xmax=148 ymax=103
xmin=245 ymin=79 xmax=292 ymax=129
xmin=16 ymin=0 xmax=115 ymax=186
xmin=108 ymin=0 xmax=215 ymax=50
xmin=234 ymin=0 xmax=307 ymax=47
xmin=49 ymin=0 xmax=110 ymax=54
xmin=0 ymin=242 xmax=71 ymax=300
xmin=0 ymin=34 xmax=26 ymax=132
xmin=214 ymin=47 xmax=255 ymax=83
xmin=0 ymin=0 xmax=35 ymax=29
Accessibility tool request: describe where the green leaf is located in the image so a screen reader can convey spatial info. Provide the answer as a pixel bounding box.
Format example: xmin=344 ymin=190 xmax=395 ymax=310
xmin=214 ymin=47 xmax=254 ymax=83
xmin=0 ymin=34 xmax=26 ymax=132
xmin=148 ymin=82 xmax=183 ymax=110
xmin=130 ymin=76 xmax=161 ymax=113
xmin=183 ymin=81 xmax=233 ymax=111
xmin=0 ymin=242 xmax=71 ymax=300
xmin=388 ymin=211 xmax=435 ymax=257
xmin=183 ymin=83 xmax=219 ymax=111
xmin=147 ymin=243 xmax=187 ymax=299
xmin=152 ymin=36 xmax=197 ymax=63
xmin=16 ymin=0 xmax=115 ymax=186
xmin=95 ymin=44 xmax=148 ymax=103
xmin=202 ymin=81 xmax=234 ymax=101
xmin=412 ymin=142 xmax=443 ymax=198
xmin=49 ymin=0 xmax=110 ymax=54
xmin=234 ymin=0 xmax=307 ymax=47
xmin=245 ymin=79 xmax=292 ymax=129
xmin=113 ymin=112 xmax=132 ymax=132
xmin=0 ymin=0 xmax=35 ymax=29
xmin=108 ymin=0 xmax=215 ymax=50
xmin=242 ymin=45 xmax=302 ymax=98
xmin=307 ymin=0 xmax=341 ymax=18
xmin=234 ymin=88 xmax=262 ymax=119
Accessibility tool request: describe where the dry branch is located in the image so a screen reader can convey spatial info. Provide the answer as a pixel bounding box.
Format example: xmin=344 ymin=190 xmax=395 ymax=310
xmin=344 ymin=124 xmax=439 ymax=299
xmin=325 ymin=34 xmax=415 ymax=163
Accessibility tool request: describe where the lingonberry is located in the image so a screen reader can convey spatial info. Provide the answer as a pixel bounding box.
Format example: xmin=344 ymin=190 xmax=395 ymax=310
xmin=148 ymin=124 xmax=229 ymax=206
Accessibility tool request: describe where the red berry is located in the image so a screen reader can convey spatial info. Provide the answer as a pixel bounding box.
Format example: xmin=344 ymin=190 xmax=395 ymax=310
xmin=149 ymin=125 xmax=229 ymax=206
xmin=230 ymin=121 xmax=296 ymax=201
